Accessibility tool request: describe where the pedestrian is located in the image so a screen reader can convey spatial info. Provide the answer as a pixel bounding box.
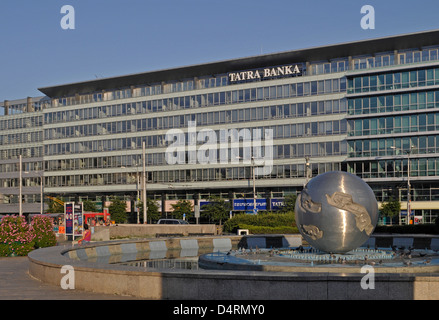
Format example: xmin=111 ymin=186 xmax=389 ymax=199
xmin=78 ymin=224 xmax=91 ymax=245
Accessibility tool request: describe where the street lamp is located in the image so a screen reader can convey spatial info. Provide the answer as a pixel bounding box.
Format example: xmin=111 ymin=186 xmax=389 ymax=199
xmin=305 ymin=156 xmax=310 ymax=186
xmin=142 ymin=141 xmax=148 ymax=224
xmin=237 ymin=156 xmax=257 ymax=214
xmin=391 ymin=145 xmax=415 ymax=225
xmin=19 ymin=155 xmax=22 ymax=217
xmin=251 ymin=157 xmax=256 ymax=214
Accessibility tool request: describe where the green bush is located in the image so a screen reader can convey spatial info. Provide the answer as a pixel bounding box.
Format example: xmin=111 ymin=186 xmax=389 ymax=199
xmin=223 ymin=212 xmax=297 ymax=234
xmin=31 ymin=215 xmax=57 ymax=249
xmin=237 ymin=224 xmax=298 ymax=234
xmin=0 ymin=216 xmax=35 ymax=257
xmin=374 ymin=223 xmax=438 ymax=234
xmin=0 ymin=215 xmax=57 ymax=257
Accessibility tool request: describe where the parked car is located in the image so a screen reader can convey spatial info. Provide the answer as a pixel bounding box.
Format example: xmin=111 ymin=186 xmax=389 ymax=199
xmin=157 ymin=219 xmax=189 ymax=225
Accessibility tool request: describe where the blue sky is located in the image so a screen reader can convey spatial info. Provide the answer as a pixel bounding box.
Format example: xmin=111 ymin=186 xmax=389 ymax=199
xmin=0 ymin=0 xmax=438 ymax=101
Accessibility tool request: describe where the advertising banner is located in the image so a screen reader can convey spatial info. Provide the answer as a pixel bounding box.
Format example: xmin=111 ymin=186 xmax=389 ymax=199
xmin=73 ymin=203 xmax=83 ymax=237
xmin=65 ymin=202 xmax=74 ymax=236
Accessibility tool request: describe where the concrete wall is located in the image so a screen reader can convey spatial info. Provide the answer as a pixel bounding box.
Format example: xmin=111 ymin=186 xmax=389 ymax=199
xmin=93 ymin=224 xmax=217 ymax=240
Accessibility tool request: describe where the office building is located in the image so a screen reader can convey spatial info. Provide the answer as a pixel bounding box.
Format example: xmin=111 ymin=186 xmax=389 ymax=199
xmin=2 ymin=30 xmax=439 ymax=223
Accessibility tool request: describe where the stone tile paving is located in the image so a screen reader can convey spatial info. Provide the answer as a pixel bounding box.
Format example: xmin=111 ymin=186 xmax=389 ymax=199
xmin=0 ymin=257 xmax=136 ymax=300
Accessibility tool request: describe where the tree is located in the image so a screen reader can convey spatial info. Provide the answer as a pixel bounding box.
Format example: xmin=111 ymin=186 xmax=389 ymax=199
xmin=380 ymin=197 xmax=401 ymax=224
xmin=171 ymin=200 xmax=193 ymax=219
xmin=279 ymin=194 xmax=297 ymax=213
xmin=137 ymin=198 xmax=160 ymax=223
xmin=47 ymin=198 xmax=64 ymax=213
xmin=108 ymin=197 xmax=127 ymax=224
xmin=201 ymin=197 xmax=231 ymax=225
xmin=83 ymin=200 xmax=98 ymax=212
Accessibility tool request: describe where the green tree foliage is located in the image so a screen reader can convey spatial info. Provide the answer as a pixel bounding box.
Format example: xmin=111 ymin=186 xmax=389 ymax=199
xmin=31 ymin=215 xmax=57 ymax=248
xmin=47 ymin=198 xmax=64 ymax=213
xmin=279 ymin=194 xmax=297 ymax=213
xmin=201 ymin=197 xmax=231 ymax=225
xmin=380 ymin=197 xmax=401 ymax=217
xmin=137 ymin=198 xmax=160 ymax=223
xmin=108 ymin=197 xmax=128 ymax=224
xmin=171 ymin=200 xmax=193 ymax=219
xmin=83 ymin=200 xmax=98 ymax=212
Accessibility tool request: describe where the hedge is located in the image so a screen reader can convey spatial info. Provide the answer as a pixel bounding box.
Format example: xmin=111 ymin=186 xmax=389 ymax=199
xmin=223 ymin=212 xmax=297 ymax=234
xmin=236 ymin=224 xmax=298 ymax=234
xmin=374 ymin=223 xmax=438 ymax=235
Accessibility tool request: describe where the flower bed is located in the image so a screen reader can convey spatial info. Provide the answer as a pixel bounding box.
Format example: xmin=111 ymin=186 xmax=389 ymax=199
xmin=0 ymin=215 xmax=57 ymax=257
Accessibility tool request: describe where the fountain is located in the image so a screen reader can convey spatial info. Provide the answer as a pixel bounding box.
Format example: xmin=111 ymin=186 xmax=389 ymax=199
xmin=199 ymin=172 xmax=439 ymax=273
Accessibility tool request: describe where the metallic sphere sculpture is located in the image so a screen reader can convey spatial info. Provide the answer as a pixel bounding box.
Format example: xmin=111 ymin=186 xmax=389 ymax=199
xmin=295 ymin=171 xmax=378 ymax=253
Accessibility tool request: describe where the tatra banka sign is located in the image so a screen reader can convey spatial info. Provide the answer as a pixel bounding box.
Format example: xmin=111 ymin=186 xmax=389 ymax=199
xmin=228 ymin=64 xmax=302 ymax=82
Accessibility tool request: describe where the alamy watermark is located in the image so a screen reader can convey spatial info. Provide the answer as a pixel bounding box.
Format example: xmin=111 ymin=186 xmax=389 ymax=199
xmin=60 ymin=5 xmax=75 ymax=30
xmin=165 ymin=122 xmax=273 ymax=176
xmin=360 ymin=265 xmax=375 ymax=290
xmin=60 ymin=265 xmax=75 ymax=290
xmin=361 ymin=5 xmax=375 ymax=30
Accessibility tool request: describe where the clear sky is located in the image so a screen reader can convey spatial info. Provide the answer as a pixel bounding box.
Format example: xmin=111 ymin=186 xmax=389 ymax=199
xmin=0 ymin=0 xmax=438 ymax=101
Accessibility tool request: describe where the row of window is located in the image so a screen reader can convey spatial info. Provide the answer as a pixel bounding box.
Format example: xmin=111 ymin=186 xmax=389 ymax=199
xmin=370 ymin=184 xmax=439 ymax=203
xmin=48 ymin=46 xmax=439 ymax=110
xmin=310 ymin=60 xmax=349 ymax=75
xmin=45 ymin=78 xmax=347 ymax=125
xmin=44 ymin=120 xmax=347 ymax=156
xmin=352 ymin=54 xmax=394 ymax=70
xmin=1 ymin=176 xmax=42 ymax=188
xmin=0 ymin=161 xmax=42 ymax=174
xmin=348 ymin=157 xmax=439 ymax=179
xmin=44 ymin=140 xmax=347 ymax=172
xmin=348 ymin=90 xmax=439 ymax=115
xmin=0 ymin=194 xmax=43 ymax=204
xmin=43 ymin=161 xmax=343 ymax=188
xmin=0 ymin=131 xmax=43 ymax=145
xmin=351 ymin=47 xmax=439 ymax=71
xmin=348 ymin=112 xmax=439 ymax=137
xmin=53 ymin=77 xmax=230 ymax=107
xmin=0 ymin=146 xmax=42 ymax=160
xmin=0 ymin=115 xmax=43 ymax=131
xmin=44 ymin=100 xmax=347 ymax=141
xmin=348 ymin=134 xmax=439 ymax=158
xmin=347 ymin=67 xmax=439 ymax=94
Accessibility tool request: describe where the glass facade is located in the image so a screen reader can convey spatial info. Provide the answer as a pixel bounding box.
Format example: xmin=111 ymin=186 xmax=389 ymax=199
xmin=0 ymin=98 xmax=44 ymax=214
xmin=346 ymin=46 xmax=439 ymax=224
xmin=41 ymin=70 xmax=347 ymax=191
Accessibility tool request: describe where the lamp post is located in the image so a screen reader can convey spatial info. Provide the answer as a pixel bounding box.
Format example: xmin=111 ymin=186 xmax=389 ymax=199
xmin=252 ymin=157 xmax=256 ymax=214
xmin=391 ymin=146 xmax=415 ymax=225
xmin=142 ymin=141 xmax=148 ymax=224
xmin=39 ymin=171 xmax=43 ymax=215
xmin=19 ymin=155 xmax=22 ymax=217
xmin=305 ymin=156 xmax=310 ymax=186
xmin=237 ymin=156 xmax=257 ymax=214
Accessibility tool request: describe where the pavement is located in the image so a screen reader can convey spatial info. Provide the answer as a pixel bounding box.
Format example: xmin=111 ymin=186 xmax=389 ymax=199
xmin=0 ymin=256 xmax=136 ymax=300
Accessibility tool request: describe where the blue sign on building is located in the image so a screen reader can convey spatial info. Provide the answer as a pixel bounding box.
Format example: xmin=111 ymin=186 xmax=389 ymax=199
xmin=198 ymin=201 xmax=211 ymax=209
xmin=270 ymin=198 xmax=285 ymax=211
xmin=233 ymin=198 xmax=267 ymax=211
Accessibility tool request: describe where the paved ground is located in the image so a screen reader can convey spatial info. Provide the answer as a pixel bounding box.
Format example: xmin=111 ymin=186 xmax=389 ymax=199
xmin=0 ymin=257 xmax=136 ymax=300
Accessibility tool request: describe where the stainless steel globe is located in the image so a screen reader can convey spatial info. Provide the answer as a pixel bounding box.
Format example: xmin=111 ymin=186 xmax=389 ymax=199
xmin=295 ymin=171 xmax=379 ymax=253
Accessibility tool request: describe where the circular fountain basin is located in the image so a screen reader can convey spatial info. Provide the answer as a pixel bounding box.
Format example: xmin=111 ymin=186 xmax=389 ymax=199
xmin=27 ymin=234 xmax=439 ymax=299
